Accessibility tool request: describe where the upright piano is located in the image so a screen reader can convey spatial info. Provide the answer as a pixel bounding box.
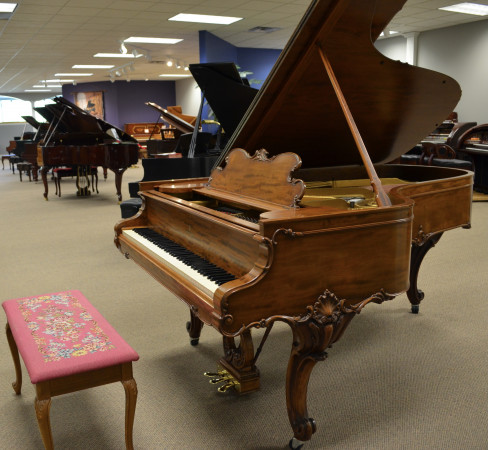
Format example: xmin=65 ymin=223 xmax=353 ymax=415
xmin=39 ymin=96 xmax=139 ymax=201
xmin=115 ymin=0 xmax=473 ymax=447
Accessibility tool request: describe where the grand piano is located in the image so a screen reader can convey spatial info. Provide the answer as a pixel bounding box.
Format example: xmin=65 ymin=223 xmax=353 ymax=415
xmin=115 ymin=0 xmax=473 ymax=447
xmin=126 ymin=65 xmax=257 ymax=200
xmin=457 ymin=123 xmax=488 ymax=193
xmin=38 ymin=96 xmax=139 ymax=201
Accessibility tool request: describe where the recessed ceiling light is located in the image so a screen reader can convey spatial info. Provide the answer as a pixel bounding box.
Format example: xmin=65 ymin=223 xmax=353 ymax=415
xmin=159 ymin=74 xmax=191 ymax=78
xmin=54 ymin=73 xmax=93 ymax=76
xmin=94 ymin=53 xmax=143 ymax=58
xmin=168 ymin=13 xmax=242 ymax=25
xmin=439 ymin=2 xmax=488 ymax=15
xmin=0 ymin=3 xmax=17 ymax=13
xmin=72 ymin=65 xmax=115 ymax=69
xmin=124 ymin=37 xmax=182 ymax=44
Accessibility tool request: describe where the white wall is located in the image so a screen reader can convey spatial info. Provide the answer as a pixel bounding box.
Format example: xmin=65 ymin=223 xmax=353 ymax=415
xmin=175 ymin=77 xmax=201 ymax=116
xmin=375 ymin=19 xmax=488 ymax=124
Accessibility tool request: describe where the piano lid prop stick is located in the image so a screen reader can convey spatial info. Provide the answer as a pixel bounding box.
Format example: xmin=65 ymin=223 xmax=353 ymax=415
xmin=44 ymin=107 xmax=67 ymax=148
xmin=316 ymin=43 xmax=391 ymax=207
xmin=188 ymin=91 xmax=205 ymax=158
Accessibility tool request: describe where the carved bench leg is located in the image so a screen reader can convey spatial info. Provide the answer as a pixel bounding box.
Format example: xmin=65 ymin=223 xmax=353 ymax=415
xmin=35 ymin=396 xmax=53 ymax=450
xmin=408 ymin=232 xmax=443 ymax=313
xmin=122 ymin=378 xmax=138 ymax=450
xmin=5 ymin=323 xmax=22 ymax=395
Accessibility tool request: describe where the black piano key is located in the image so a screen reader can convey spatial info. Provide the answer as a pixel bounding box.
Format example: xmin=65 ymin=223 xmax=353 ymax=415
xmin=134 ymin=228 xmax=236 ymax=286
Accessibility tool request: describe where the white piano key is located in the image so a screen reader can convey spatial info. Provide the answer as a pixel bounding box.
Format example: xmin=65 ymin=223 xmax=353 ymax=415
xmin=123 ymin=229 xmax=220 ymax=297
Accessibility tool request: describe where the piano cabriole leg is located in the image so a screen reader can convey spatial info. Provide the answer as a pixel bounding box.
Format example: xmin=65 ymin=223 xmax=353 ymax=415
xmin=407 ymin=232 xmax=443 ymax=313
xmin=41 ymin=166 xmax=50 ymax=200
xmin=111 ymin=168 xmax=126 ymax=202
xmin=284 ymin=290 xmax=379 ymax=444
xmin=186 ymin=307 xmax=204 ymax=346
xmin=219 ymin=330 xmax=260 ymax=394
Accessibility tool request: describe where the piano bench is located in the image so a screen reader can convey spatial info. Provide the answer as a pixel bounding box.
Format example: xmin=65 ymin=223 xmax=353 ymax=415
xmin=120 ymin=197 xmax=142 ymax=218
xmin=17 ymin=162 xmax=33 ymax=182
xmin=53 ymin=167 xmax=99 ymax=197
xmin=2 ymin=290 xmax=139 ymax=450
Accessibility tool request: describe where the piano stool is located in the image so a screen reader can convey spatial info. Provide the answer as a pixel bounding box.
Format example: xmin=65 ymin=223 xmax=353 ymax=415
xmin=16 ymin=162 xmax=33 ymax=182
xmin=2 ymin=290 xmax=139 ymax=450
xmin=53 ymin=166 xmax=99 ymax=197
xmin=120 ymin=197 xmax=143 ymax=219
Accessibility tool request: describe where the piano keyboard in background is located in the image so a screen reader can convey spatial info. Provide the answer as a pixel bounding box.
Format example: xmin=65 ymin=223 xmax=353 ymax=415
xmin=122 ymin=227 xmax=236 ymax=298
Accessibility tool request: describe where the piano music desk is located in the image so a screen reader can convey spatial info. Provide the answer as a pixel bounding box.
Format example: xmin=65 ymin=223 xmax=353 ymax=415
xmin=3 ymin=290 xmax=139 ymax=450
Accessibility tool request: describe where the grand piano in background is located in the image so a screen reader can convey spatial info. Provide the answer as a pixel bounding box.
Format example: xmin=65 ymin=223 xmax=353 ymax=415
xmin=457 ymin=123 xmax=488 ymax=193
xmin=125 ymin=65 xmax=257 ymax=200
xmin=115 ymin=0 xmax=472 ymax=447
xmin=9 ymin=112 xmax=53 ymax=180
xmin=39 ymin=96 xmax=139 ymax=201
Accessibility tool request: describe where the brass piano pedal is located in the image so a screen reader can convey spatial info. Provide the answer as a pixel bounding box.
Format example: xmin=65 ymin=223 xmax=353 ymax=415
xmin=203 ymin=369 xmax=240 ymax=393
xmin=217 ymin=380 xmax=240 ymax=393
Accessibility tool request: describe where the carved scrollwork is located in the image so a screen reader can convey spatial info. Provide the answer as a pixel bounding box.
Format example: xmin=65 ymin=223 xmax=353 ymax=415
xmin=271 ymin=227 xmax=303 ymax=244
xmin=412 ymin=225 xmax=432 ymax=245
xmin=253 ymin=148 xmax=270 ymax=161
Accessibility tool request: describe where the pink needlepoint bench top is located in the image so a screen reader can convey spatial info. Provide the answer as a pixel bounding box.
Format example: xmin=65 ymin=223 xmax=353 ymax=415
xmin=2 ymin=290 xmax=139 ymax=384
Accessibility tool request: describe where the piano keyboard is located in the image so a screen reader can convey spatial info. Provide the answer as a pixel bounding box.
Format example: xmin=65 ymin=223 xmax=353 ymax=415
xmin=123 ymin=227 xmax=236 ymax=297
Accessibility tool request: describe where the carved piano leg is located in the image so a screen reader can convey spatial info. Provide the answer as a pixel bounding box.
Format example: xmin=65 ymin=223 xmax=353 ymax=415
xmin=111 ymin=168 xmax=127 ymax=202
xmin=41 ymin=166 xmax=50 ymax=200
xmin=186 ymin=307 xmax=204 ymax=346
xmin=217 ymin=330 xmax=260 ymax=394
xmin=408 ymin=232 xmax=443 ymax=313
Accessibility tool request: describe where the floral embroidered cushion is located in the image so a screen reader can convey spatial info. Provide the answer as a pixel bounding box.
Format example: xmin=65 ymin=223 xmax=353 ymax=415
xmin=2 ymin=290 xmax=139 ymax=383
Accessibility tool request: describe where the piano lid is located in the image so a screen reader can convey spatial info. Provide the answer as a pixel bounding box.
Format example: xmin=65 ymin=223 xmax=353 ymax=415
xmin=221 ymin=0 xmax=462 ymax=169
xmin=145 ymin=102 xmax=195 ymax=134
xmin=189 ymin=63 xmax=258 ymax=138
xmin=21 ymin=116 xmax=43 ymax=129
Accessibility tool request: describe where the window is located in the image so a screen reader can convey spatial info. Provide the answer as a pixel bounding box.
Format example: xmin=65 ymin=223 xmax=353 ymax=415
xmin=33 ymin=98 xmax=55 ymax=123
xmin=0 ymin=97 xmax=32 ymax=123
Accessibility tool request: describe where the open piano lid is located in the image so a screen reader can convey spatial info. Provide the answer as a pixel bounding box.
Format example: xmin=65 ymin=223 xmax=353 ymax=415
xmin=189 ymin=62 xmax=258 ymax=138
xmin=220 ymin=0 xmax=461 ymax=169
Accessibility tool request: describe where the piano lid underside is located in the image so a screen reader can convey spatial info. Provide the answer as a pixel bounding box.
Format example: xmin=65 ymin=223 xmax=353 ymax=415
xmin=227 ymin=0 xmax=461 ymax=169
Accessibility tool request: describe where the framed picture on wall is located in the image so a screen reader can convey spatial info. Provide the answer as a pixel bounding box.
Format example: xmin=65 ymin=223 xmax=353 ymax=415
xmin=74 ymin=91 xmax=104 ymax=119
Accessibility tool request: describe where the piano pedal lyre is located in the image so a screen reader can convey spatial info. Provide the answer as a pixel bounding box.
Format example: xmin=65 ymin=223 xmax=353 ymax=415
xmin=203 ymin=367 xmax=241 ymax=393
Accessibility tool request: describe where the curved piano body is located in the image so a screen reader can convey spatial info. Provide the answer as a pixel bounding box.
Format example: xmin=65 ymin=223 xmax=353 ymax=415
xmin=115 ymin=0 xmax=473 ymax=446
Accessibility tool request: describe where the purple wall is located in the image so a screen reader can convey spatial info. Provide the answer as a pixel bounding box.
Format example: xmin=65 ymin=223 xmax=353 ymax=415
xmin=62 ymin=80 xmax=176 ymax=129
xmin=199 ymin=31 xmax=281 ymax=89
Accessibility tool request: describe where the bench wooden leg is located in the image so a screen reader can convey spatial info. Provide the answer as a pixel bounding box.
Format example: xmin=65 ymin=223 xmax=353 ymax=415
xmin=35 ymin=396 xmax=54 ymax=450
xmin=122 ymin=378 xmax=137 ymax=450
xmin=5 ymin=323 xmax=22 ymax=395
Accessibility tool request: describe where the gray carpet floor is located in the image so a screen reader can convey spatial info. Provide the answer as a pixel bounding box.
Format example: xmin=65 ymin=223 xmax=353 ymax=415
xmin=0 ymin=162 xmax=487 ymax=449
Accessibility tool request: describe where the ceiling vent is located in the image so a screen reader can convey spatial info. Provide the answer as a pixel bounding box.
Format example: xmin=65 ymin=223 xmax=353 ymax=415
xmin=248 ymin=26 xmax=281 ymax=33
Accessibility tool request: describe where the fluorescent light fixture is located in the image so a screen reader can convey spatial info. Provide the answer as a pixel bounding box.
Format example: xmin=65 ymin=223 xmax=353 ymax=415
xmin=72 ymin=64 xmax=114 ymax=69
xmin=168 ymin=13 xmax=242 ymax=25
xmin=94 ymin=53 xmax=142 ymax=58
xmin=40 ymin=79 xmax=74 ymax=83
xmin=25 ymin=89 xmax=51 ymax=92
xmin=124 ymin=36 xmax=182 ymax=44
xmin=159 ymin=74 xmax=191 ymax=78
xmin=54 ymin=73 xmax=93 ymax=76
xmin=439 ymin=2 xmax=488 ymax=15
xmin=0 ymin=3 xmax=17 ymax=13
xmin=33 ymin=85 xmax=62 ymax=88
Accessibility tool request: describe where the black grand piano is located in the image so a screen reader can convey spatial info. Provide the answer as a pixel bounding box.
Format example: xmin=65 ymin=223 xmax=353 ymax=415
xmin=121 ymin=63 xmax=258 ymax=216
xmin=39 ymin=96 xmax=139 ymax=201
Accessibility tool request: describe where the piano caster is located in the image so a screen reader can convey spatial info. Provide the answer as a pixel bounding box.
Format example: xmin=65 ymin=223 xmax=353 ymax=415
xmin=289 ymin=437 xmax=305 ymax=449
xmin=186 ymin=320 xmax=200 ymax=346
xmin=203 ymin=368 xmax=241 ymax=393
xmin=190 ymin=338 xmax=199 ymax=346
xmin=411 ymin=304 xmax=420 ymax=314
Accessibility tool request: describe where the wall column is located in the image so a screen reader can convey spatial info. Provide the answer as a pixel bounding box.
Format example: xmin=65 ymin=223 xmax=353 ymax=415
xmin=404 ymin=32 xmax=419 ymax=66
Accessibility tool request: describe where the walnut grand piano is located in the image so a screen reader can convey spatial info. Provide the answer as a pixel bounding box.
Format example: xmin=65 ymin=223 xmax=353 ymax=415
xmin=115 ymin=0 xmax=473 ymax=447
